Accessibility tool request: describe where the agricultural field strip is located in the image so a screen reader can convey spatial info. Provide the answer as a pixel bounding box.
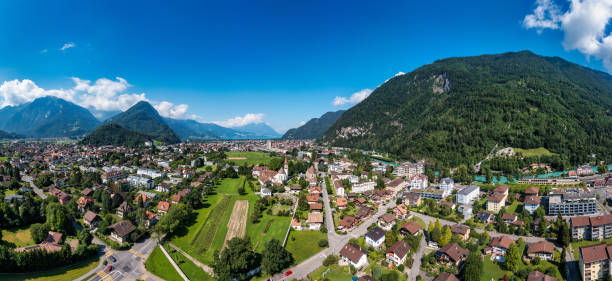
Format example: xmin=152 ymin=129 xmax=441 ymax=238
xmin=221 ymin=200 xmax=248 ymax=250
xmin=190 ymin=195 xmax=234 ymax=254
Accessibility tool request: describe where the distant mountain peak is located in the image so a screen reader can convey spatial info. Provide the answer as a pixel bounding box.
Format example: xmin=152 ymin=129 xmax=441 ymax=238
xmin=104 ymin=101 xmax=180 ymax=144
xmin=282 ymin=110 xmax=345 ymax=140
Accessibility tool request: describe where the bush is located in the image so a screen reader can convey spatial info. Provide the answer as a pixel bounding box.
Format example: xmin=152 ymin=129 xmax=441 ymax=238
xmin=322 ymin=255 xmax=338 ymax=266
xmin=398 ymin=264 xmax=405 ymax=271
xmin=318 ymin=239 xmax=328 ymax=247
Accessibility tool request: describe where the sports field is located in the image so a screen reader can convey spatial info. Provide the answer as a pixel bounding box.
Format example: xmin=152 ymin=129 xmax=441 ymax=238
xmin=171 ymin=176 xmax=291 ymax=265
xmin=224 ymin=151 xmax=280 ymax=165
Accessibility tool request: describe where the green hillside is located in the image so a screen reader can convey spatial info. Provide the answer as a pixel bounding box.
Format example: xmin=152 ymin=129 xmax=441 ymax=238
xmin=322 ymin=51 xmax=612 ymax=166
xmin=105 ymin=101 xmax=180 ymax=144
xmin=282 ymin=110 xmax=345 ymax=140
xmin=80 ymin=123 xmax=152 ymax=147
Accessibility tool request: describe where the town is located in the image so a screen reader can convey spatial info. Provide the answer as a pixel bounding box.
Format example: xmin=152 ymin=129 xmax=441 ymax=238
xmin=0 ymin=139 xmax=610 ymax=281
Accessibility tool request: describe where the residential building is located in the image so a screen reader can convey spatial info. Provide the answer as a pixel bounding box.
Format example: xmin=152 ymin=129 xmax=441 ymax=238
xmin=116 ymin=201 xmax=132 ymax=218
xmin=548 ymin=193 xmax=598 ymax=216
xmin=436 ymin=243 xmax=469 ymax=266
xmin=365 ymin=227 xmax=386 ymax=249
xmin=339 ymin=243 xmax=368 ymax=269
xmin=457 ymin=185 xmax=479 ymax=205
xmin=578 ymin=243 xmax=612 ymax=281
xmin=524 ymin=195 xmax=541 ymax=213
xmin=577 ymin=165 xmax=595 ymax=176
xmin=488 ymin=235 xmax=514 ymax=255
xmin=486 ymin=192 xmax=506 ymax=213
xmin=378 ymin=213 xmax=396 ymax=231
xmin=527 ymin=241 xmax=554 ymax=261
xmin=400 ymin=221 xmax=421 ymax=236
xmin=450 ymin=224 xmax=470 ymax=241
xmin=157 ymin=201 xmax=170 ymax=215
xmin=439 ymin=178 xmax=454 ymax=197
xmin=127 ymin=175 xmax=154 ymax=189
xmin=387 ymin=178 xmax=407 ymax=193
xmin=137 ymin=168 xmax=164 ymax=179
xmin=527 ymin=271 xmax=557 ymax=281
xmin=411 ymin=188 xmax=445 ymax=200
xmin=352 ymin=181 xmax=375 ymax=193
xmin=386 ymin=240 xmax=410 ymax=266
xmin=433 ymin=273 xmax=460 ymax=281
xmin=571 ymin=214 xmax=612 ymax=241
xmin=109 ymin=220 xmax=136 ymax=243
xmin=410 ymin=175 xmax=428 ymax=189
xmin=83 ymin=211 xmax=100 ymax=228
xmin=307 ymin=213 xmax=323 ymax=230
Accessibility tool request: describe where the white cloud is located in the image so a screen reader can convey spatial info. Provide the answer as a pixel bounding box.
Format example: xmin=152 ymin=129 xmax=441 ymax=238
xmin=214 ymin=113 xmax=265 ymax=127
xmin=154 ymin=101 xmax=190 ymax=119
xmin=332 ymin=88 xmax=373 ymax=107
xmin=60 ymin=42 xmax=75 ymax=51
xmin=299 ymin=121 xmax=306 ymax=126
xmin=524 ymin=0 xmax=612 ymax=72
xmin=0 ymin=77 xmax=195 ymax=119
xmin=385 ymin=71 xmax=406 ymax=83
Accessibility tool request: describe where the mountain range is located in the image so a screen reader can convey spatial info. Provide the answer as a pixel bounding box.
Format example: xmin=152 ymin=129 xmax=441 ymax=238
xmin=322 ymin=51 xmax=612 ymax=166
xmin=0 ymin=96 xmax=100 ymax=138
xmin=282 ymin=110 xmax=345 ymax=139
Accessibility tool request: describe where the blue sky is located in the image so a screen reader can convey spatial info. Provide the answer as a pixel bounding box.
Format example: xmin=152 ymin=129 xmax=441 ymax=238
xmin=0 ymin=0 xmax=608 ymax=132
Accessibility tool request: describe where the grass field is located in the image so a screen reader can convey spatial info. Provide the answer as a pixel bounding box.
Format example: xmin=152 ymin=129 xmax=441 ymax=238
xmin=162 ymin=244 xmax=214 ymax=281
xmin=224 ymin=151 xmax=280 ymax=166
xmin=285 ymin=230 xmax=328 ymax=264
xmin=171 ymin=176 xmax=291 ymax=265
xmin=0 ymin=257 xmax=99 ymax=281
xmin=482 ymin=255 xmax=506 ymax=281
xmin=506 ymin=200 xmax=523 ymax=214
xmin=309 ymin=265 xmax=353 ymax=281
xmin=144 ymin=246 xmax=183 ymax=281
xmin=513 ymin=147 xmax=556 ymax=157
xmin=1 ymin=227 xmax=34 ymax=247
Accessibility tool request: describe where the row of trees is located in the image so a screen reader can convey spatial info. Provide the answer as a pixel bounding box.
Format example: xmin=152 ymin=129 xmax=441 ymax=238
xmin=212 ymin=237 xmax=293 ymax=281
xmin=0 ymin=243 xmax=98 ymax=272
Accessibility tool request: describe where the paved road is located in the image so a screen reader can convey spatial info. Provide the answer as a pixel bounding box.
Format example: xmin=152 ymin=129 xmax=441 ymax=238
xmin=84 ymin=235 xmax=161 ymax=281
xmin=22 ymin=175 xmax=47 ymax=199
xmin=566 ymin=246 xmax=580 ymax=281
xmin=407 ymin=235 xmax=427 ymax=281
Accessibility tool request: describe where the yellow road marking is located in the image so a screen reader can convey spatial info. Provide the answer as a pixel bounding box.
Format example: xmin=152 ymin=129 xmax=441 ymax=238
xmin=130 ymin=249 xmax=146 ymax=259
xmin=104 ymin=250 xmax=113 ymax=257
xmin=97 ymin=270 xmax=108 ymax=279
xmin=140 ymin=274 xmax=148 ymax=280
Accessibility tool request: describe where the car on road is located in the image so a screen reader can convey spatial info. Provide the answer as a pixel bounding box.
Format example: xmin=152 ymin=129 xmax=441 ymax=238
xmin=284 ymin=270 xmax=292 ymax=276
xmin=106 ymin=265 xmax=114 ymax=272
xmin=108 ymin=255 xmax=116 ymax=262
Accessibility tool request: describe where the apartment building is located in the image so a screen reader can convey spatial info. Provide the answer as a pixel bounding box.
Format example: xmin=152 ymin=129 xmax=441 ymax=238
xmin=571 ymin=214 xmax=612 ymax=241
xmin=548 ymin=193 xmax=597 ymax=216
xmin=579 ymin=243 xmax=612 ymax=281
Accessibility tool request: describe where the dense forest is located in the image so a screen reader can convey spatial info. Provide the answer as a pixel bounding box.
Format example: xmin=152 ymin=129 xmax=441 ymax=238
xmin=323 ymin=51 xmax=612 ymax=167
xmin=80 ymin=123 xmax=152 ymax=147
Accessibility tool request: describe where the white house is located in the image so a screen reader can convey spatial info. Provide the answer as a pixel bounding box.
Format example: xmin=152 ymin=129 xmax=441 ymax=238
xmin=352 ymin=181 xmax=375 ymax=193
xmin=137 ymin=168 xmax=164 ymax=179
xmin=260 ymin=187 xmax=272 ymax=197
xmin=365 ymin=227 xmax=386 ymax=249
xmin=524 ymin=196 xmax=541 ymax=213
xmin=339 ymin=243 xmax=368 ymax=269
xmin=439 ymin=178 xmax=454 ymax=197
xmin=127 ymin=175 xmax=154 ymax=189
xmin=386 ymin=241 xmax=411 ymax=266
xmin=457 ymin=185 xmax=480 ymax=205
xmin=410 ymin=175 xmax=428 ymax=189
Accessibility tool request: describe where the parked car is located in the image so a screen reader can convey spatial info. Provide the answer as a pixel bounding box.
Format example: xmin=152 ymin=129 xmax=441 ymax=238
xmin=284 ymin=270 xmax=292 ymax=276
xmin=106 ymin=265 xmax=114 ymax=272
xmin=108 ymin=255 xmax=116 ymax=262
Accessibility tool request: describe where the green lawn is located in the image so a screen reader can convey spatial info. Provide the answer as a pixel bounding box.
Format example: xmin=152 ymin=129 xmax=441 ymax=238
xmin=285 ymin=230 xmax=328 ymax=264
xmin=408 ymin=216 xmax=427 ymax=229
xmin=145 ymin=246 xmax=183 ymax=281
xmin=162 ymin=244 xmax=214 ymax=281
xmin=0 ymin=257 xmax=99 ymax=281
xmin=1 ymin=226 xmax=34 ymax=248
xmin=225 ymin=151 xmax=280 ymax=166
xmin=0 ymin=157 xmax=8 ymax=162
xmin=171 ymin=176 xmax=291 ymax=265
xmin=506 ymin=200 xmax=523 ymax=214
xmin=513 ymin=147 xmax=556 ymax=157
xmin=309 ymin=265 xmax=353 ymax=281
xmin=482 ymin=255 xmax=507 ymax=281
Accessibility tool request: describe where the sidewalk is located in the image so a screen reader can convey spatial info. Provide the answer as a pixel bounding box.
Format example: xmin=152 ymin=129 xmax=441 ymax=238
xmin=159 ymin=244 xmax=190 ymax=281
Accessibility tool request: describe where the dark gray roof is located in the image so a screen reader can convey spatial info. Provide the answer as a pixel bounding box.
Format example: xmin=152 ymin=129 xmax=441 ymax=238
xmin=365 ymin=227 xmax=386 ymax=241
xmin=457 ymin=185 xmax=479 ymax=196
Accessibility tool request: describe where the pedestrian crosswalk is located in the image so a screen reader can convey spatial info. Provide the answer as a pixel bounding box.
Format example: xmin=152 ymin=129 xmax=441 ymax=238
xmin=96 ymin=270 xmax=115 ymax=281
xmin=129 ymin=248 xmax=146 ymax=259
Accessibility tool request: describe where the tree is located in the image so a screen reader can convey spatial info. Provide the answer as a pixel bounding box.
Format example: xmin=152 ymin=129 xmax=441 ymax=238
xmin=297 ymin=192 xmax=309 ymax=211
xmin=385 ymin=231 xmax=397 ymax=248
xmin=434 ymin=219 xmax=442 ymax=233
xmin=46 ymin=203 xmax=69 ymax=233
xmin=505 ymin=242 xmax=522 ymax=271
xmin=323 ymin=255 xmax=338 ymax=266
xmin=30 ymin=223 xmax=50 ymax=243
xmin=77 ymin=230 xmax=93 ymax=245
xmin=430 ymin=227 xmax=441 ymax=243
xmin=439 ymin=226 xmax=452 ymax=246
xmin=427 ymin=221 xmax=434 ymax=236
xmin=557 ymin=221 xmax=570 ymax=247
xmin=375 ymin=177 xmax=385 ymax=190
xmin=157 ymin=203 xmax=191 ymax=235
xmin=101 ymin=191 xmax=112 ymax=211
xmin=461 ymin=252 xmax=483 ymax=281
xmin=212 ymin=237 xmax=258 ymax=281
xmin=261 ymin=239 xmax=294 ymax=275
